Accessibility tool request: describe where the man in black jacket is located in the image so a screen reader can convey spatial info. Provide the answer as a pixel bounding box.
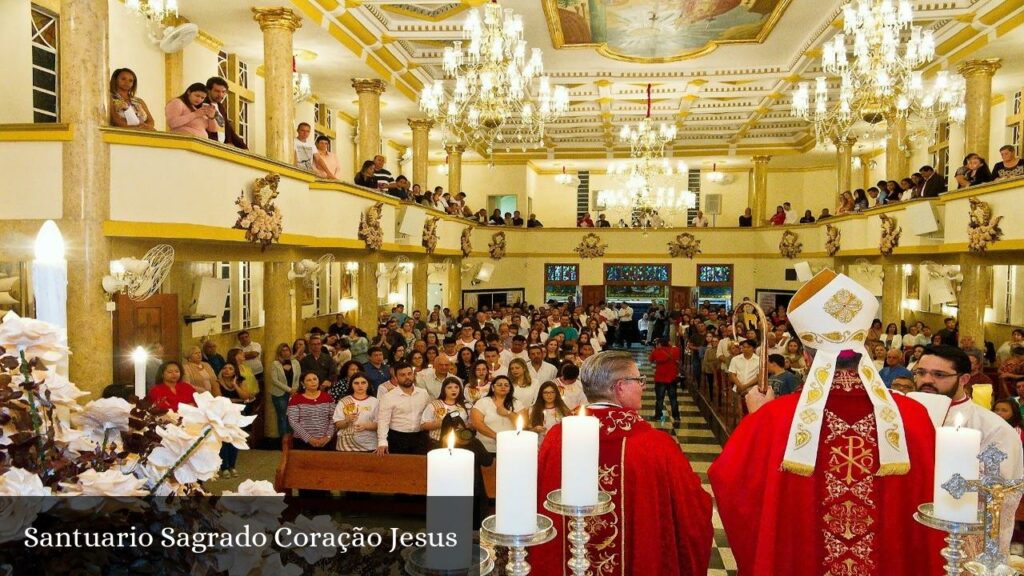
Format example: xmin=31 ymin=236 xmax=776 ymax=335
xmin=205 ymin=77 xmax=247 ymax=149
xmin=919 ymin=165 xmax=947 ymax=197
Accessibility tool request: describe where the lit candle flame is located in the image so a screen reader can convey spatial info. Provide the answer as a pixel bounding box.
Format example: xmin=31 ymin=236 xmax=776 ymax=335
xmin=953 ymin=412 xmax=965 ymax=430
xmin=516 ymin=415 xmax=524 ymax=433
xmin=447 ymin=430 xmax=455 ymax=451
xmin=578 ymin=405 xmax=586 ymax=417
xmin=131 ymin=346 xmax=148 ymax=363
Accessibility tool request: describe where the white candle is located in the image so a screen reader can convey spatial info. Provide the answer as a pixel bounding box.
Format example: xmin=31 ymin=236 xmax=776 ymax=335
xmin=32 ymin=220 xmax=68 ymax=375
xmin=561 ymin=406 xmax=600 ymax=506
xmin=131 ymin=347 xmax=148 ymax=399
xmin=426 ymin=432 xmax=474 ymax=570
xmin=495 ymin=416 xmax=538 ymax=535
xmin=933 ymin=413 xmax=981 ymax=523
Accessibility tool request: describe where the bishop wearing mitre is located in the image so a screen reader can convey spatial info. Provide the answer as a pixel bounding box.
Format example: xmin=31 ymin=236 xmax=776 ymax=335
xmin=709 ymin=269 xmax=944 ymax=575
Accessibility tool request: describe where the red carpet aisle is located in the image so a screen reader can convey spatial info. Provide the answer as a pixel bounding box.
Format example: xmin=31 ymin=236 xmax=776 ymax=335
xmin=632 ymin=349 xmax=737 ymax=576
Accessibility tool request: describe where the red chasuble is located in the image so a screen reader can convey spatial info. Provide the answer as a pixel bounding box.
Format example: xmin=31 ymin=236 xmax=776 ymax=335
xmin=708 ymin=371 xmax=945 ymax=576
xmin=532 ymin=405 xmax=713 ymax=576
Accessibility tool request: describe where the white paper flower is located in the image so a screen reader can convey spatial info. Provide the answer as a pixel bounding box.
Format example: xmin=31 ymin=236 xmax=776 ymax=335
xmin=73 ymin=397 xmax=132 ymax=442
xmin=61 ymin=468 xmax=148 ymax=497
xmin=147 ymin=424 xmax=222 ymax=485
xmin=219 ymin=480 xmax=287 ymax=529
xmin=0 ymin=495 xmax=43 ymax=543
xmin=34 ymin=371 xmax=89 ymax=409
xmin=53 ymin=421 xmax=99 ymax=456
xmin=223 ymin=479 xmax=282 ymax=498
xmin=282 ymin=515 xmax=339 ymax=564
xmin=0 ymin=468 xmax=51 ymax=497
xmin=178 ymin=392 xmax=256 ymax=449
xmin=0 ymin=311 xmax=68 ymax=364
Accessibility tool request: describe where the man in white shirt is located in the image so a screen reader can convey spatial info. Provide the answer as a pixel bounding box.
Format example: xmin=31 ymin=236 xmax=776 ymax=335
xmin=456 ymin=325 xmax=477 ymax=350
xmin=783 ymin=202 xmax=798 ymax=225
xmin=416 ymin=354 xmax=460 ymax=398
xmin=902 ymin=325 xmax=920 ymax=349
xmin=294 ymin=122 xmax=314 ymax=171
xmin=690 ymin=211 xmax=709 ymax=227
xmin=728 ymin=339 xmax=761 ymax=395
xmin=376 ymin=362 xmax=431 ymax=455
xmin=915 ymin=345 xmax=1024 ymax=552
xmin=237 ymin=330 xmax=263 ymax=381
xmin=617 ymin=303 xmax=635 ymax=348
xmin=527 ymin=345 xmax=558 ymax=385
xmin=507 ymin=335 xmax=530 ymax=362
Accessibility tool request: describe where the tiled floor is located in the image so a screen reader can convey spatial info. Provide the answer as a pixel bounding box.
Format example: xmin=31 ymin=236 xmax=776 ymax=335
xmin=632 ymin=348 xmax=737 ymax=576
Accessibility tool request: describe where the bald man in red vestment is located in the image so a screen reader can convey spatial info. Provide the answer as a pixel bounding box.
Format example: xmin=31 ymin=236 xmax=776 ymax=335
xmin=533 ymin=351 xmax=713 ymax=576
xmin=709 ymin=270 xmax=944 ymax=575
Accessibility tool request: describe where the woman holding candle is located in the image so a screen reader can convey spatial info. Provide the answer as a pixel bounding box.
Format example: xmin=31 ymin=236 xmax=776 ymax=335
xmin=333 ymin=372 xmax=378 ymax=451
xmin=147 ymin=361 xmax=197 ymax=411
xmin=470 ymin=375 xmax=524 ymax=453
xmin=287 ymin=371 xmax=337 ymax=450
xmin=464 ymin=359 xmax=491 ymax=409
xmin=421 ymin=377 xmax=469 ymax=444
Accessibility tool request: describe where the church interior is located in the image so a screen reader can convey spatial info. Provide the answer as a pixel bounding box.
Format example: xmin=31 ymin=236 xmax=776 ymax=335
xmin=2 ymin=0 xmax=1024 ymax=574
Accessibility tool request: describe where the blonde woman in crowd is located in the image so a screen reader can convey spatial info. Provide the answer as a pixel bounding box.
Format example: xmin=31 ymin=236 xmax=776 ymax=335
xmin=182 ymin=345 xmax=218 ymax=395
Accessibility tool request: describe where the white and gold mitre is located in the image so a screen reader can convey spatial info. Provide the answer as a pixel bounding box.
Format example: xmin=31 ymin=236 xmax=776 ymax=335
xmin=781 ymin=269 xmax=911 ymax=476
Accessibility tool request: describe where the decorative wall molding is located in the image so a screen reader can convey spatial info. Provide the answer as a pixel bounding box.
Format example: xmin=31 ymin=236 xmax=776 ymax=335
xmin=359 ymin=202 xmax=385 ymax=251
xmin=667 ymin=233 xmax=702 ymax=259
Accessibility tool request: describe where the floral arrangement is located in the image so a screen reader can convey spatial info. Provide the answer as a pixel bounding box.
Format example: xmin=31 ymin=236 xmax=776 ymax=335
xmin=461 ymin=226 xmax=473 ymax=258
xmin=825 ymin=224 xmax=841 ymax=257
xmin=667 ymin=233 xmax=701 ymax=259
xmin=422 ymin=216 xmax=441 ymax=254
xmin=488 ymin=231 xmax=507 ymax=260
xmin=879 ymin=214 xmax=902 ymax=256
xmin=234 ymin=173 xmax=283 ymax=251
xmin=778 ymin=230 xmax=803 ymax=259
xmin=967 ymin=197 xmax=1003 ymax=253
xmin=574 ymin=233 xmax=607 ymax=258
xmin=359 ymin=202 xmax=385 ymax=251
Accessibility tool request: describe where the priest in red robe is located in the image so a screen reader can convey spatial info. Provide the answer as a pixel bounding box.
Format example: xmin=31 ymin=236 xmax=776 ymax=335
xmin=533 ymin=350 xmax=713 ymax=576
xmin=709 ymin=269 xmax=944 ymax=575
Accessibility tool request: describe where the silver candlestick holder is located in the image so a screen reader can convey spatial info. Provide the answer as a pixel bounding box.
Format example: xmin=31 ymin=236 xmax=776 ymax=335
xmin=543 ymin=490 xmax=615 ymax=576
xmin=479 ymin=514 xmax=556 ymax=576
xmin=403 ymin=544 xmax=494 ymax=576
xmin=913 ymin=502 xmax=984 ymax=576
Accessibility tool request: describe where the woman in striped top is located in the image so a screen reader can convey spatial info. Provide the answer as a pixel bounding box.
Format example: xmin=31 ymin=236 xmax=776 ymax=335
xmin=333 ymin=372 xmax=379 ymax=451
xmin=287 ymin=371 xmax=337 ymax=450
xmin=421 ymin=377 xmax=469 ymax=444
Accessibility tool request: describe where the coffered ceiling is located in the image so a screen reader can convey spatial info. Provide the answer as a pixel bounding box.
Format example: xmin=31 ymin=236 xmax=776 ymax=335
xmin=186 ymin=0 xmax=1024 ymax=163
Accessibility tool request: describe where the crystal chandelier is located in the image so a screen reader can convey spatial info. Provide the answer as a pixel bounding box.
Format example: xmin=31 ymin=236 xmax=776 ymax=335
xmin=554 ymin=166 xmax=578 ymax=186
xmin=619 ymin=84 xmax=677 ymax=159
xmin=705 ymin=163 xmax=727 ymax=183
xmin=419 ymin=1 xmax=568 ymax=156
xmin=124 ymin=0 xmax=178 ymax=21
xmin=292 ymin=57 xmax=311 ymax=104
xmin=792 ymin=0 xmax=965 ymax=145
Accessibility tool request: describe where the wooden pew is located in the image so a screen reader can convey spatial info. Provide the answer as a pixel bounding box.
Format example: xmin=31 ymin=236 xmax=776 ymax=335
xmin=274 ymin=434 xmax=496 ymax=498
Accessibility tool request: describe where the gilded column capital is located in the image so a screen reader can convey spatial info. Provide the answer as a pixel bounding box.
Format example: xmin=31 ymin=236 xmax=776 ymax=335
xmin=830 ymin=135 xmax=856 ymax=150
xmin=352 ymin=78 xmax=387 ymax=95
xmin=958 ymin=58 xmax=1002 ymax=78
xmin=408 ymin=118 xmax=434 ymax=131
xmin=446 ymin=144 xmax=466 ymax=154
xmin=752 ymin=155 xmax=771 ymax=165
xmin=251 ymin=7 xmax=303 ymax=32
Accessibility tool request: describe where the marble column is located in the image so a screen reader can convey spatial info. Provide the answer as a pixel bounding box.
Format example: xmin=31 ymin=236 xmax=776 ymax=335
xmin=408 ymin=118 xmax=433 ymax=190
xmin=880 ymin=263 xmax=902 ymax=331
xmin=835 ymin=137 xmax=855 ymax=201
xmin=412 ymin=260 xmax=429 ymax=314
xmin=357 ymin=257 xmax=381 ymax=332
xmin=252 ymin=8 xmax=302 ymax=163
xmin=60 ymin=0 xmax=112 ymax=395
xmin=447 ymin=144 xmax=465 ymax=195
xmin=263 ymin=261 xmax=295 ymax=438
xmin=164 ymin=52 xmax=183 ymax=108
xmin=957 ymin=254 xmax=988 ymax=349
xmin=750 ymin=155 xmax=770 ymax=226
xmin=352 ymin=79 xmax=387 ymax=164
xmin=447 ymin=262 xmax=462 ymax=312
xmin=958 ymin=59 xmax=1001 ymax=159
xmin=885 ymin=114 xmax=909 ymax=180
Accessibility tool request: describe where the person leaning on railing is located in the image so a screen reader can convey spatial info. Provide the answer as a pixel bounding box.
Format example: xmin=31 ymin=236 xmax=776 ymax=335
xmin=956 ymin=153 xmax=992 ymax=188
xmin=165 ymin=82 xmax=218 ymax=138
xmin=109 ymin=67 xmax=155 ymax=130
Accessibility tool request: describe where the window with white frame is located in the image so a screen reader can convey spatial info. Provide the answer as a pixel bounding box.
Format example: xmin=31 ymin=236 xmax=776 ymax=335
xmin=238 ymin=61 xmax=248 ymax=89
xmin=217 ymin=50 xmax=228 ymax=78
xmin=217 ymin=262 xmax=232 ymax=331
xmin=31 ymin=6 xmax=59 ymax=123
xmin=240 ymin=261 xmax=253 ymax=329
xmin=237 ymin=100 xmax=249 ymax=142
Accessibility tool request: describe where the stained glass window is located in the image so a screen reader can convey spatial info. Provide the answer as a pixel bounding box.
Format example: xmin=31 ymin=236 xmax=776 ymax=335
xmin=545 ymin=264 xmax=578 ymax=283
xmin=604 ymin=264 xmax=670 ymax=283
xmin=698 ymin=265 xmax=732 ymax=284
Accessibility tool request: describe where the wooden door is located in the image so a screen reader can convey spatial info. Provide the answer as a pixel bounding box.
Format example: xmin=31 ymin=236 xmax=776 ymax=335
xmin=669 ymin=286 xmax=693 ymax=311
xmin=581 ymin=285 xmax=605 ymax=310
xmin=113 ymin=293 xmax=179 ymax=385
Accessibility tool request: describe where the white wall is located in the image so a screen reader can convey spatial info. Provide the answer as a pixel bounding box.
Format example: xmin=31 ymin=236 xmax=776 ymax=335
xmin=0 ymin=2 xmax=34 ymax=123
xmin=108 ymin=0 xmax=167 ymax=129
xmin=461 ymin=163 xmax=528 ymax=216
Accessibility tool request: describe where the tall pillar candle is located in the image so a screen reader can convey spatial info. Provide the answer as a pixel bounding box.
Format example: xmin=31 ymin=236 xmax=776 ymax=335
xmin=131 ymin=347 xmax=148 ymax=399
xmin=561 ymin=408 xmax=600 ymax=505
xmin=495 ymin=418 xmax=538 ymax=535
xmin=426 ymin=432 xmax=474 ymax=569
xmin=933 ymin=414 xmax=981 ymax=523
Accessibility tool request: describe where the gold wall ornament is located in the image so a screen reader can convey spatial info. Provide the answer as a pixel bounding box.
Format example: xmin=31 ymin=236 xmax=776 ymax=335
xmin=667 ymin=232 xmax=702 ymax=259
xmin=233 ymin=173 xmax=283 ymax=251
xmin=460 ymin=226 xmax=473 ymax=258
xmin=778 ymin=230 xmax=803 ymax=259
xmin=574 ymin=233 xmax=607 ymax=259
xmin=422 ymin=216 xmax=441 ymax=254
xmin=879 ymin=214 xmax=902 ymax=256
xmin=488 ymin=231 xmax=507 ymax=260
xmin=825 ymin=224 xmax=841 ymax=256
xmin=358 ymin=202 xmax=384 ymax=251
xmin=967 ymin=197 xmax=1004 ymax=253
xmin=251 ymin=7 xmax=303 ymax=32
